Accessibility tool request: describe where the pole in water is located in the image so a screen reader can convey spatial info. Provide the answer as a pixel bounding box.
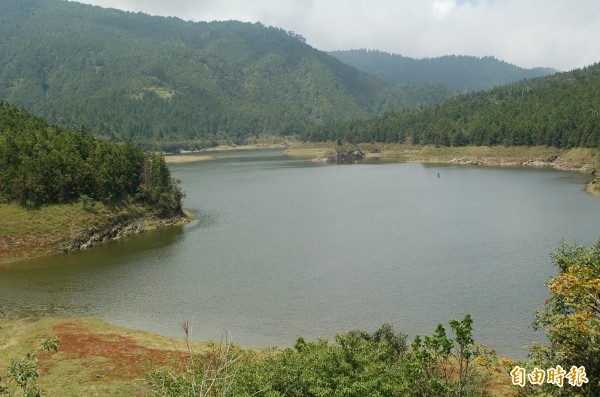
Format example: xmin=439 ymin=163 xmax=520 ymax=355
xmin=437 ymin=172 xmax=440 ymax=178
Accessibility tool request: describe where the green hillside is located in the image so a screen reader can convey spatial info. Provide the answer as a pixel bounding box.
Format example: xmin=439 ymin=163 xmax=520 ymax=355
xmin=0 ymin=100 xmax=183 ymax=213
xmin=302 ymin=63 xmax=600 ymax=148
xmin=0 ymin=0 xmax=455 ymax=149
xmin=330 ymin=50 xmax=557 ymax=92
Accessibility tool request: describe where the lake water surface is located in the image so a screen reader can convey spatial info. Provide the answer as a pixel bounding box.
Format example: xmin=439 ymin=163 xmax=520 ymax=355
xmin=2 ymin=149 xmax=600 ymax=359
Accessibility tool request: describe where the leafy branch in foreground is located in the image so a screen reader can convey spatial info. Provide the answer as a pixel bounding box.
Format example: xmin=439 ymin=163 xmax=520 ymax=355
xmin=0 ymin=336 xmax=59 ymax=397
xmin=406 ymin=314 xmax=488 ymax=397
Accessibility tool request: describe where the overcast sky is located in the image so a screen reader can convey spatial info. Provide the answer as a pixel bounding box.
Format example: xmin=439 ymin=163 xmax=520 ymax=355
xmin=74 ymin=0 xmax=600 ymax=71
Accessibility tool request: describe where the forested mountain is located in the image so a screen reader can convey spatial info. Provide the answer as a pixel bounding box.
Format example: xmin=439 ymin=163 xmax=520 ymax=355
xmin=302 ymin=63 xmax=600 ymax=148
xmin=329 ymin=50 xmax=557 ymax=92
xmin=0 ymin=100 xmax=183 ymax=213
xmin=0 ymin=0 xmax=455 ymax=148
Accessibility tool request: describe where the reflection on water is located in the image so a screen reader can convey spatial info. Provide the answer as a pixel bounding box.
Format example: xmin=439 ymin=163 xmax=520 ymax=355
xmin=2 ymin=149 xmax=600 ymax=359
xmin=0 ymin=224 xmax=186 ymax=318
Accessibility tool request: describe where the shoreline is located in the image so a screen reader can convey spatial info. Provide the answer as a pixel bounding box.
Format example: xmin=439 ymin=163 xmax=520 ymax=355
xmin=163 ymin=142 xmax=600 ymax=196
xmin=0 ymin=203 xmax=192 ymax=267
xmin=165 ymin=140 xmax=599 ymax=176
xmin=60 ymin=211 xmax=192 ymax=253
xmin=285 ymin=143 xmax=600 ymax=197
xmin=0 ymin=316 xmax=515 ymax=396
xmin=15 ymin=143 xmax=598 ymax=265
xmin=164 ymin=142 xmax=289 ymax=164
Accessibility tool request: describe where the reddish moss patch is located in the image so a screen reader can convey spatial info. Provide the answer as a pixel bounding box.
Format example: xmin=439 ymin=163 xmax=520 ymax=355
xmin=40 ymin=321 xmax=180 ymax=381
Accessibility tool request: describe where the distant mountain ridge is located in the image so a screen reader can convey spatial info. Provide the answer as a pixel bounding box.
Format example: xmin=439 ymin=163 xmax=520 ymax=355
xmin=329 ymin=50 xmax=557 ymax=92
xmin=0 ymin=0 xmax=455 ymax=148
xmin=303 ymin=63 xmax=600 ymax=148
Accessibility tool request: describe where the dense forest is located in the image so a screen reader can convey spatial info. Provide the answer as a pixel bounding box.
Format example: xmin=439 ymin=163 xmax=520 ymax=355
xmin=330 ymin=50 xmax=557 ymax=92
xmin=0 ymin=100 xmax=183 ymax=214
xmin=0 ymin=0 xmax=456 ymax=149
xmin=302 ymin=63 xmax=600 ymax=148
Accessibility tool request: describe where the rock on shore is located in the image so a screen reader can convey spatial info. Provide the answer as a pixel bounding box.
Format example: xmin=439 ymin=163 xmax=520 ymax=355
xmin=450 ymin=154 xmax=596 ymax=172
xmin=316 ymin=148 xmax=365 ymax=163
xmin=61 ymin=213 xmax=190 ymax=252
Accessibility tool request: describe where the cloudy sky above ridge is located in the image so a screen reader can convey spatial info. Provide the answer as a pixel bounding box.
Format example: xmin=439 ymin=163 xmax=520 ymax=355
xmin=73 ymin=0 xmax=600 ymax=71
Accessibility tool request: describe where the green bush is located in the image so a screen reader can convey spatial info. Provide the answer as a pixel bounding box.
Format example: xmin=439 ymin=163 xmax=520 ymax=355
xmin=523 ymin=240 xmax=600 ymax=396
xmin=147 ymin=320 xmax=489 ymax=397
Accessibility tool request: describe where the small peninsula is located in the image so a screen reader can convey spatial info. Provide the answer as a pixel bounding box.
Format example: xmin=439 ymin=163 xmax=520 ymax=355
xmin=0 ymin=101 xmax=189 ymax=265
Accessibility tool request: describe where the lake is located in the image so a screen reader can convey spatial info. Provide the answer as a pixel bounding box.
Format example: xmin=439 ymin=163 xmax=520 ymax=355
xmin=2 ymin=149 xmax=599 ymax=359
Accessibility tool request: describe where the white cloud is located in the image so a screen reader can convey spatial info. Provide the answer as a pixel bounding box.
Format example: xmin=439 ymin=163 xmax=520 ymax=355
xmin=432 ymin=0 xmax=457 ymax=19
xmin=72 ymin=0 xmax=600 ymax=71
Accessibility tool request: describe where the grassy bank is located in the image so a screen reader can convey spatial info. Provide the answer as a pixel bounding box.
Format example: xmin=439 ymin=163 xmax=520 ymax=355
xmin=286 ymin=142 xmax=600 ymax=196
xmin=0 ymin=317 xmax=215 ymax=397
xmin=0 ymin=201 xmax=190 ymax=266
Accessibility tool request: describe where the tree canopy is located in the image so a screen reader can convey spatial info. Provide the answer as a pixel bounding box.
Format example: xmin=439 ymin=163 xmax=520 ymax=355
xmin=302 ymin=63 xmax=600 ymax=148
xmin=524 ymin=240 xmax=600 ymax=396
xmin=0 ymin=100 xmax=183 ymax=215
